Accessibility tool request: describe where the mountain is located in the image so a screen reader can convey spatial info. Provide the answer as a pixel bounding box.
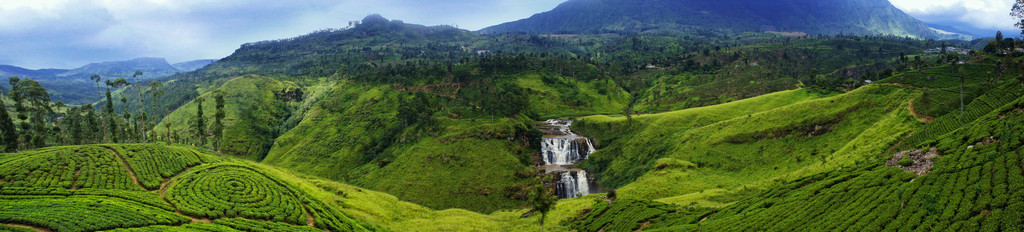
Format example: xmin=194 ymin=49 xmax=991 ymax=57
xmin=172 ymin=59 xmax=218 ymax=72
xmin=480 ymin=0 xmax=970 ymax=40
xmin=1 ymin=57 xmax=188 ymax=104
xmin=0 ymin=65 xmax=68 ymax=79
xmin=58 ymin=57 xmax=180 ymax=80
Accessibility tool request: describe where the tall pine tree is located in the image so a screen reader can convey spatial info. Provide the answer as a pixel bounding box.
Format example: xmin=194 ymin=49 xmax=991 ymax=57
xmin=212 ymin=93 xmax=225 ymax=152
xmin=0 ymin=101 xmax=17 ymax=152
xmin=195 ymin=97 xmax=206 ymax=147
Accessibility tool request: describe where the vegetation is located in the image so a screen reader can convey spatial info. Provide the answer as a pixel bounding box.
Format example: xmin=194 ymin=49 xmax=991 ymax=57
xmin=5 ymin=5 xmax=1024 ymax=231
xmin=0 ymin=144 xmax=374 ymax=231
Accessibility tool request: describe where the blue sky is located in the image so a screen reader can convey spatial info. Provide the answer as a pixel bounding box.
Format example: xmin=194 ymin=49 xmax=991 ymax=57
xmin=0 ymin=0 xmax=1017 ymax=69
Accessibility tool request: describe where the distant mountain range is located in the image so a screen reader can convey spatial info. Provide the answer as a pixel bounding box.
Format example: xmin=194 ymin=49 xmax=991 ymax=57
xmin=480 ymin=0 xmax=973 ymax=40
xmin=0 ymin=57 xmax=217 ymax=104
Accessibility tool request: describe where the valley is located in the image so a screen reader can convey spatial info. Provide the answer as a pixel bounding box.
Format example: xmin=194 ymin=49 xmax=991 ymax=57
xmin=0 ymin=0 xmax=1021 ymax=231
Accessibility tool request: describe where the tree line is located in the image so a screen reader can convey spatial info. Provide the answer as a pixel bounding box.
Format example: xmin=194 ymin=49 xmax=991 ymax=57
xmin=0 ymin=72 xmax=216 ymax=153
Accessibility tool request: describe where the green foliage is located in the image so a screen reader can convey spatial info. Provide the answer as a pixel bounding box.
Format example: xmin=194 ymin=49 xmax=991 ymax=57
xmin=480 ymin=0 xmax=961 ymax=40
xmin=0 ymin=195 xmax=190 ymax=232
xmin=104 ymin=144 xmax=203 ymax=190
xmin=0 ymin=144 xmax=374 ymax=231
xmin=528 ymin=179 xmax=557 ymax=229
xmin=153 ymin=75 xmax=300 ymax=160
xmin=167 ymin=164 xmax=308 ymax=223
xmin=898 ymin=157 xmax=915 ymax=166
xmin=902 ymin=80 xmax=1024 ymax=148
xmin=0 ymin=146 xmax=141 ymax=190
xmin=568 ymin=91 xmax=1024 ymax=232
xmin=565 ymin=198 xmax=705 ymax=231
xmin=214 ymin=218 xmax=322 ymax=232
xmin=0 ymin=224 xmax=36 ymax=232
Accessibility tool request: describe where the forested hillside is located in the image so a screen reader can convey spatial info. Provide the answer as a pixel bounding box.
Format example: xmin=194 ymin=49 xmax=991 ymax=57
xmin=0 ymin=2 xmax=1021 ymax=231
xmin=480 ymin=0 xmax=970 ymax=40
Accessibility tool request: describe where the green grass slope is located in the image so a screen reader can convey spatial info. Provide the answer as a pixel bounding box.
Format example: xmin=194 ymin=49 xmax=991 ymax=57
xmin=575 ymin=84 xmax=920 ymax=204
xmin=153 ymin=75 xmax=302 ymax=160
xmin=566 ymin=91 xmax=1024 ymax=232
xmin=0 ymin=144 xmax=375 ymax=232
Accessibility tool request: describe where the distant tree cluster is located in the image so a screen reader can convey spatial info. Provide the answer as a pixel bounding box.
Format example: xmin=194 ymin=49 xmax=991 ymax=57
xmin=0 ymin=72 xmax=165 ymax=152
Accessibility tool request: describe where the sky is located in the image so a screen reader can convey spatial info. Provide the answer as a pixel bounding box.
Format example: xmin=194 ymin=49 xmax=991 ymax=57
xmin=0 ymin=0 xmax=1017 ymax=69
xmin=889 ymin=0 xmax=1017 ymax=37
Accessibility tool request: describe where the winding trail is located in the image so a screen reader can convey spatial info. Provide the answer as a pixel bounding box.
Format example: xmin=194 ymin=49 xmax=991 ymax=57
xmin=888 ymin=132 xmax=917 ymax=155
xmin=3 ymin=223 xmax=52 ymax=232
xmin=106 ymin=148 xmax=144 ymax=189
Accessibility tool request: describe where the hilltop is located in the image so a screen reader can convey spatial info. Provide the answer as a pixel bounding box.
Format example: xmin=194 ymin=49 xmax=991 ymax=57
xmin=481 ymin=0 xmax=971 ymax=40
xmin=0 ymin=58 xmax=215 ymax=104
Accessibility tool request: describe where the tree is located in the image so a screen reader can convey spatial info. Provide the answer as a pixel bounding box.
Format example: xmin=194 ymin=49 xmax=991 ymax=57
xmin=133 ymin=71 xmax=148 ymax=142
xmin=90 ymin=74 xmax=107 ymax=141
xmin=623 ymin=100 xmax=635 ymax=126
xmin=1013 ymin=1 xmax=1024 ymax=35
xmin=195 ymin=97 xmax=206 ymax=146
xmin=528 ymin=178 xmax=557 ymax=232
xmin=105 ymin=88 xmax=118 ymax=143
xmin=146 ymin=80 xmax=164 ymax=125
xmin=211 ymin=93 xmax=225 ymax=152
xmin=15 ymin=79 xmax=52 ymax=149
xmin=0 ymin=101 xmax=18 ymax=152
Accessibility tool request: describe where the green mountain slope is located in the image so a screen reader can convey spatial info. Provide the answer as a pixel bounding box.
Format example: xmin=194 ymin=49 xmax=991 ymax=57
xmin=480 ymin=0 xmax=969 ymax=40
xmin=565 ymin=83 xmax=1024 ymax=231
xmin=0 ymin=144 xmax=375 ymax=231
xmin=152 ymin=75 xmax=303 ymax=160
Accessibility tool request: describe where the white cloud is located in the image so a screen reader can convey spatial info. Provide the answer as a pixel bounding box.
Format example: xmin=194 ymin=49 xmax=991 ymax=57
xmin=0 ymin=0 xmax=565 ymax=69
xmin=889 ymin=0 xmax=1017 ymax=34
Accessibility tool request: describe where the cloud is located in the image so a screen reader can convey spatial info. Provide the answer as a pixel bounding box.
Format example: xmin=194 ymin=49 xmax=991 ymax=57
xmin=0 ymin=0 xmax=564 ymax=69
xmin=889 ymin=0 xmax=1017 ymax=36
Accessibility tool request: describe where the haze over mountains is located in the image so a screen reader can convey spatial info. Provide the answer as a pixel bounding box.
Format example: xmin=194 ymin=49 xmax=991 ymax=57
xmin=0 ymin=58 xmax=215 ymax=104
xmin=481 ymin=0 xmax=973 ymax=40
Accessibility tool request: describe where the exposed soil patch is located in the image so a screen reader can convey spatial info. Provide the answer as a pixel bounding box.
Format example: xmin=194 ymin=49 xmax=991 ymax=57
xmin=886 ymin=148 xmax=941 ymax=175
xmin=398 ymin=82 xmax=463 ymax=98
xmin=725 ymin=117 xmax=841 ymax=144
xmin=156 ymin=166 xmax=194 ymax=196
xmin=886 ymin=132 xmax=915 ymax=155
xmin=70 ymin=168 xmax=82 ymax=190
xmin=304 ymin=205 xmax=316 ymax=227
xmin=106 ymin=148 xmax=144 ymax=189
xmin=967 ymin=136 xmax=998 ymax=149
xmin=908 ymin=99 xmax=936 ymax=122
xmin=3 ymin=223 xmax=52 ymax=232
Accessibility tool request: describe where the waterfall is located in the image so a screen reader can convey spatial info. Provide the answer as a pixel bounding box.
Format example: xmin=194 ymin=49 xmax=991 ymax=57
xmin=539 ymin=119 xmax=596 ymax=198
xmin=541 ymin=137 xmax=594 ymax=165
xmin=540 ymin=120 xmax=595 ymax=165
xmin=556 ymin=170 xmax=590 ymax=199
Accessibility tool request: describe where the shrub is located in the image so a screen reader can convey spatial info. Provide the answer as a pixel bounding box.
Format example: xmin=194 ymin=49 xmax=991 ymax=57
xmin=898 ymin=158 xmax=915 ymax=167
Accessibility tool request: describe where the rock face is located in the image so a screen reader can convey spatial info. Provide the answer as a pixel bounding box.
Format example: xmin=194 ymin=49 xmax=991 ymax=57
xmin=886 ymin=148 xmax=941 ymax=175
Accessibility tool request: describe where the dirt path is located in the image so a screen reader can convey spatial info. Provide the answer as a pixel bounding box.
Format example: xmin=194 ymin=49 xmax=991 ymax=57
xmin=106 ymin=148 xmax=144 ymax=190
xmin=306 ymin=210 xmax=316 ymax=227
xmin=3 ymin=223 xmax=52 ymax=232
xmin=69 ymin=168 xmax=82 ymax=190
xmin=156 ymin=166 xmax=194 ymax=196
xmin=908 ymin=99 xmax=935 ymax=122
xmin=887 ymin=131 xmax=916 ymax=155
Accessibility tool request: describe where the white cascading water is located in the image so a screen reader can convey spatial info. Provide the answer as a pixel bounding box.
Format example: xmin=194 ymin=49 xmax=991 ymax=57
xmin=541 ymin=120 xmax=596 ymax=165
xmin=540 ymin=119 xmax=594 ymax=199
xmin=556 ymin=170 xmax=590 ymax=199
